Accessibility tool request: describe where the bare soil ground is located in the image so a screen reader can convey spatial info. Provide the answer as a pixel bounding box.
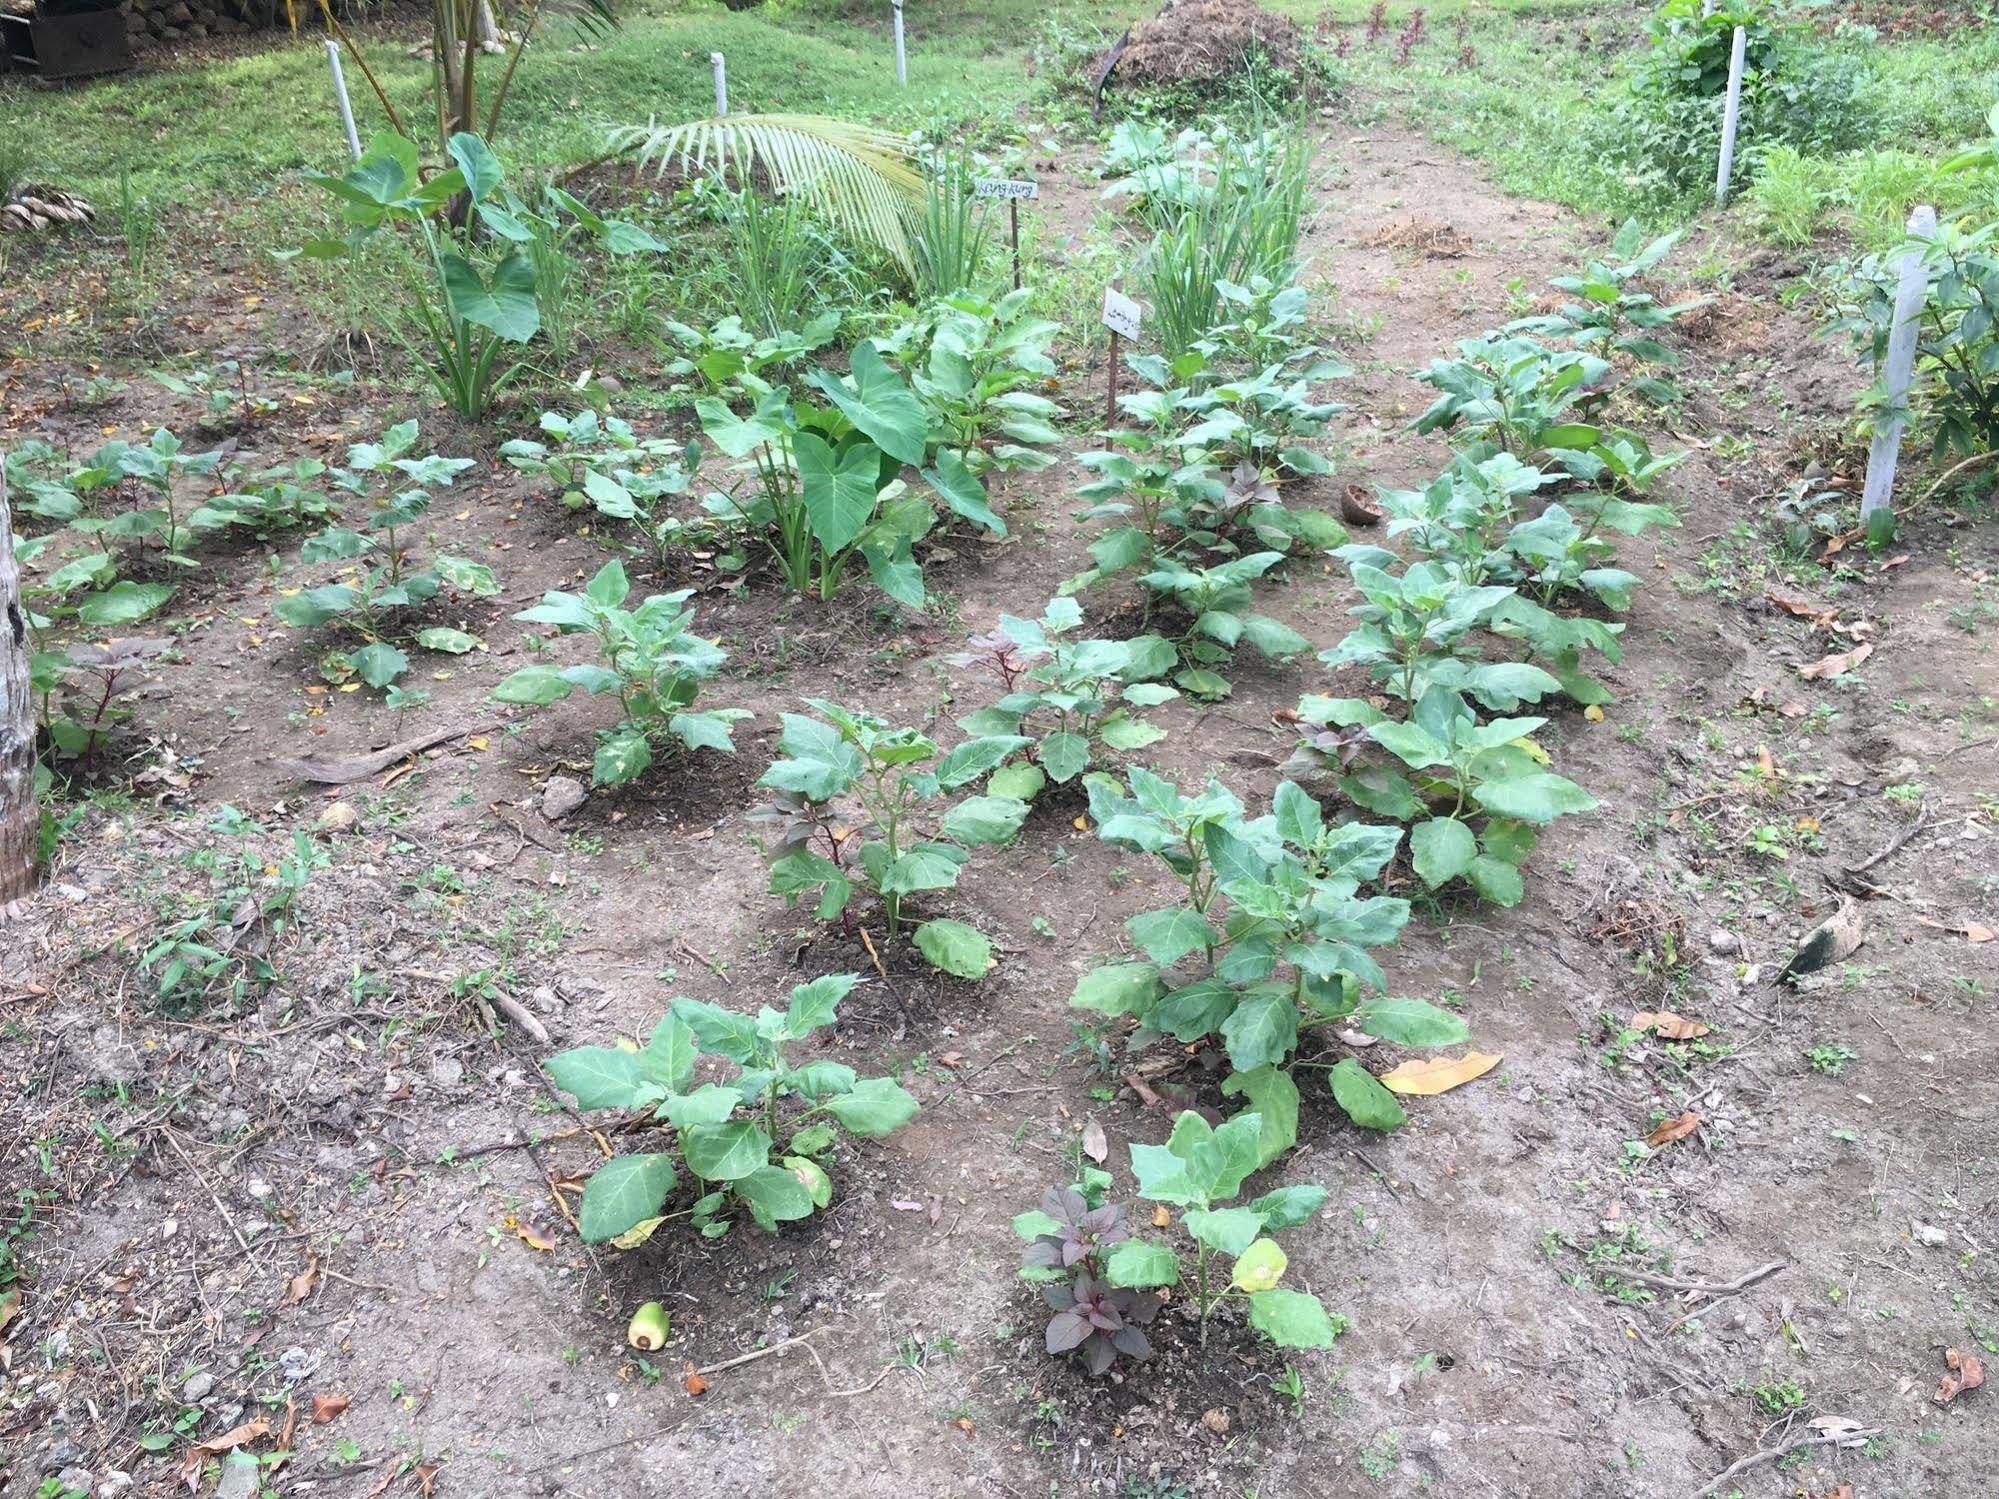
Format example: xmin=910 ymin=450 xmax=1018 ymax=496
xmin=3 ymin=106 xmax=1996 ymax=1499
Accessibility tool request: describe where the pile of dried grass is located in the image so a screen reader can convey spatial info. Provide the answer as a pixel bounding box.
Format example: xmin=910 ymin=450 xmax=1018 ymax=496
xmin=1113 ymin=0 xmax=1302 ymax=86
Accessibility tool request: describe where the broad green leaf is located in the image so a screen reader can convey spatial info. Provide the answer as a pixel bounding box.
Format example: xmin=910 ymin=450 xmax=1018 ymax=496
xmin=783 ymin=973 xmax=857 ymax=1036
xmin=656 ymin=1083 xmax=743 ymax=1128
xmin=76 ymin=581 xmax=174 ymax=626
xmin=1220 ymin=989 xmax=1297 ymax=1073
xmin=1247 ymin=1287 xmax=1341 ymax=1348
xmin=734 ymin=1163 xmax=817 ymax=1229
xmin=492 ymin=664 xmax=572 ymax=706
xmin=547 ymin=1045 xmax=645 ymax=1110
xmin=1354 ymin=997 xmax=1470 ymax=1048
xmin=822 ymin=1076 xmax=919 ymax=1135
xmin=439 ymin=251 xmax=540 ymax=343
xmin=1248 ymin=1183 xmax=1326 ymax=1231
xmin=1328 ymin=1058 xmax=1407 ymax=1131
xmin=682 ymin=1120 xmax=774 ymax=1182
xmin=923 ymin=448 xmax=1006 ymax=536
xmin=939 ymin=794 xmax=1030 ymax=847
xmin=1410 ymin=818 xmax=1478 ymax=887
xmin=1471 ymin=772 xmax=1598 ymax=825
xmin=640 ymin=1014 xmax=697 ymax=1092
xmin=935 ymin=734 xmax=1032 ymax=789
xmin=793 ymin=431 xmax=881 ymax=553
xmin=1126 ymin=906 xmax=1216 ymax=966
xmin=811 ymin=342 xmax=928 ymax=464
xmin=1038 ymin=730 xmax=1091 ymax=784
xmin=415 ymin=626 xmax=479 ymax=654
xmin=1069 ymin=961 xmax=1163 ymax=1018
xmin=1467 ymin=854 xmax=1526 ymax=906
xmin=350 ymin=640 xmax=408 ymax=689
xmin=913 ymin=919 xmax=993 ymax=979
xmin=669 ymin=997 xmax=762 ymax=1063
xmin=879 ymin=843 xmax=967 ymax=894
xmin=1104 ymin=1238 xmax=1181 ymax=1288
xmin=593 ymin=730 xmax=652 ymax=786
xmin=1221 ymin=1066 xmax=1299 ymax=1169
xmin=1131 ymin=1109 xmax=1265 ymax=1209
xmin=579 ymin=1153 xmax=677 ymax=1244
xmin=445 ymin=131 xmax=504 ymax=203
xmin=782 ymin=1155 xmax=833 ymax=1209
xmin=986 ymin=763 xmax=1046 ymax=801
xmin=1186 ymin=1207 xmax=1267 ymax=1257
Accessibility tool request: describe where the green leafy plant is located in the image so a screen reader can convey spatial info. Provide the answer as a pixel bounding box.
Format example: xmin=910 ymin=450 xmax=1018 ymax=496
xmin=751 ymin=701 xmax=1031 ymax=975
xmin=76 ymin=427 xmax=227 ymax=566
xmin=661 ymin=311 xmax=840 ymax=400
xmin=1412 ymin=335 xmax=1612 ymax=473
xmin=492 ymin=560 xmax=748 ymax=786
xmin=273 ymin=421 xmax=493 ymax=690
xmin=1504 ymin=220 xmax=1707 ymax=401
xmin=882 ymin=288 xmax=1063 ymax=480
xmin=501 ymin=409 xmax=716 ymax=575
xmin=908 ymin=154 xmax=995 ymax=299
xmin=949 ymin=597 xmax=1179 ymax=798
xmin=547 ymin=973 xmax=917 ymax=1242
xmin=1286 ymin=686 xmax=1595 ymax=907
xmin=1138 ymin=551 xmax=1311 ymax=699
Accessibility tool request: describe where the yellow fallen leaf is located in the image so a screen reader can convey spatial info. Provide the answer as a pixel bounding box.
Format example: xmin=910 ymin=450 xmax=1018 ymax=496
xmin=1072 ymin=815 xmax=1089 ymax=831
xmin=468 ymin=735 xmax=489 ymax=751
xmin=1632 ymin=1010 xmax=1710 ymax=1040
xmin=339 ymin=683 xmax=361 ymax=693
xmin=1583 ymin=705 xmax=1605 ymax=722
xmin=1380 ymin=1051 xmax=1503 ymax=1096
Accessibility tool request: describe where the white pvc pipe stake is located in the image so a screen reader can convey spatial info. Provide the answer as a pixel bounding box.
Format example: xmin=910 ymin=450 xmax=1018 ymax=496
xmin=1715 ymin=26 xmax=1747 ymax=207
xmin=325 ymin=40 xmax=362 ymax=162
xmin=711 ymin=52 xmax=728 ymax=117
xmin=1861 ymin=204 xmax=1939 ymax=520
xmin=893 ymin=0 xmax=906 ymax=86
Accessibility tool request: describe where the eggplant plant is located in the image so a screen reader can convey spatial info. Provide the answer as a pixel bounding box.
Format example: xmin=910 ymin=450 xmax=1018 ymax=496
xmin=880 ymin=288 xmax=1063 ymax=475
xmin=547 ymin=973 xmax=918 ymax=1242
xmin=950 ymin=597 xmax=1179 ymax=799
xmin=191 ymin=459 xmax=342 ymax=536
xmin=1064 ymin=439 xmax=1228 ymax=591
xmin=501 ymin=410 xmax=717 ymax=575
xmin=662 ymin=311 xmax=840 ymax=399
xmin=70 ymin=428 xmax=227 ymax=565
xmin=1285 ymin=686 xmax=1596 ymax=907
xmin=273 ymin=422 xmax=492 ymax=690
xmin=492 ymin=560 xmax=749 ymax=786
xmin=1412 ymin=335 xmax=1612 ymax=471
xmin=1069 ymin=770 xmax=1464 ymax=1133
xmin=1138 ymin=552 xmax=1311 ymax=699
xmin=751 ymin=701 xmax=1031 ymax=977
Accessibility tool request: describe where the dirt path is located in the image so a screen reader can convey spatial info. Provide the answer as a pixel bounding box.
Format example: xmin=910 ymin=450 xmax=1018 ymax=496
xmin=4 ymin=107 xmax=1996 ymax=1499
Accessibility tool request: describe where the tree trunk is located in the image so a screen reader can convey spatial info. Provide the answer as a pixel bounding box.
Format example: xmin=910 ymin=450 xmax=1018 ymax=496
xmin=0 ymin=455 xmax=42 ymax=903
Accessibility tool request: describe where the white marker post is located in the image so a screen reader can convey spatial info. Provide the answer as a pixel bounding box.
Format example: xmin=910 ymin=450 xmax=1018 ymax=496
xmin=1101 ymin=284 xmax=1142 ymax=425
xmin=892 ymin=0 xmax=906 ymax=86
xmin=976 ymin=177 xmax=1038 ymax=290
xmin=711 ymin=52 xmax=728 ymax=117
xmin=1860 ymin=204 xmax=1939 ymax=522
xmin=324 ymin=40 xmax=362 ymax=162
xmin=1715 ymin=25 xmax=1748 ymax=208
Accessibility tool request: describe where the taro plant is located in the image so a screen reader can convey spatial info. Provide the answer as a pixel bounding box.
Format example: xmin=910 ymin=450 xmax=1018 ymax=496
xmin=1285 ymin=685 xmax=1596 ymax=907
xmin=695 ymin=345 xmax=953 ymax=607
xmin=949 ymin=596 xmax=1179 ymax=799
xmin=750 ymin=701 xmax=1031 ymax=977
xmin=1138 ymin=551 xmax=1311 ymax=699
xmin=492 ymin=560 xmax=749 ymax=786
xmin=273 ymin=421 xmax=493 ymax=690
xmin=546 ymin=973 xmax=918 ymax=1242
xmin=1069 ymin=770 xmax=1465 ymax=1133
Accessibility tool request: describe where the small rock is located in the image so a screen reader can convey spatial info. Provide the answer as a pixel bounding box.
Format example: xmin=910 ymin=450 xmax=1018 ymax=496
xmin=1707 ymin=929 xmax=1741 ymax=956
xmin=1200 ymin=1407 xmax=1230 ymax=1435
xmin=315 ymin=801 xmax=360 ymax=834
xmin=530 ymin=984 xmax=561 ymax=1015
xmin=1913 ymin=1223 xmax=1948 ymax=1248
xmin=182 ymin=1372 xmax=214 ymax=1401
xmin=278 ymin=1347 xmax=321 ymax=1385
xmin=541 ymin=777 xmax=588 ymax=821
xmin=429 ymin=1058 xmax=465 ymax=1089
xmin=1882 ymin=756 xmax=1920 ymax=784
xmin=97 ymin=1473 xmax=134 ymax=1498
xmin=42 ymin=1438 xmax=84 ymax=1472
xmin=57 ymin=1469 xmax=94 ymax=1495
xmin=215 ymin=1452 xmax=260 ymax=1499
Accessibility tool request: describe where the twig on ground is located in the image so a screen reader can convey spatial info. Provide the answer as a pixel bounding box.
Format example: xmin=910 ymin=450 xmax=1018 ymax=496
xmin=1688 ymin=1426 xmax=1878 ymax=1499
xmin=1616 ymin=1259 xmax=1787 ymax=1297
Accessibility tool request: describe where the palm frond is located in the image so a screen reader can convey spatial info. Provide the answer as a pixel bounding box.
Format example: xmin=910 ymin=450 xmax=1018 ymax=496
xmin=611 ymin=114 xmax=922 ymax=272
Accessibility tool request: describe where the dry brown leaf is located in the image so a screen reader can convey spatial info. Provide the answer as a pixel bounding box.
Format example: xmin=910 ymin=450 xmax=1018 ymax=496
xmin=286 ymin=1252 xmax=320 ymax=1306
xmin=361 ymin=1468 xmax=400 ymax=1499
xmin=951 ymin=1417 xmax=975 ymax=1436
xmin=513 ymin=1217 xmax=559 ymax=1252
xmin=1152 ymin=1205 xmax=1171 ymax=1229
xmin=1379 ymin=1051 xmax=1503 ymax=1096
xmin=0 ymin=1288 xmax=18 ymax=1338
xmin=1766 ymin=589 xmax=1837 ymax=627
xmin=1200 ymin=1407 xmax=1231 ymax=1435
xmin=1645 ymin=1112 xmax=1701 ymax=1147
xmin=1632 ymin=1011 xmax=1711 ymax=1040
xmin=1913 ymin=916 xmax=1995 ymax=944
xmin=415 ymin=1463 xmax=442 ymax=1497
xmin=180 ymin=1415 xmax=271 ymax=1487
xmin=310 ymin=1393 xmax=350 ymax=1425
xmin=1935 ymin=1347 xmax=1985 ymax=1405
xmin=1799 ymin=641 xmax=1874 ymax=680
xmin=682 ymin=1368 xmax=710 ymax=1397
xmin=1755 ymin=744 xmax=1777 ymax=780
xmin=1081 ymin=1118 xmax=1108 ymax=1163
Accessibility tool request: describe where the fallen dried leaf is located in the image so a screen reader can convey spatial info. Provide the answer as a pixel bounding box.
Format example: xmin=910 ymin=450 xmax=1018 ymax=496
xmin=1783 ymin=898 xmax=1867 ymax=982
xmin=513 ymin=1217 xmax=559 ymax=1252
xmin=952 ymin=1417 xmax=975 ymax=1435
xmin=1935 ymin=1348 xmax=1984 ymax=1404
xmin=1152 ymin=1205 xmax=1171 ymax=1229
xmin=286 ymin=1253 xmax=320 ymax=1306
xmin=1645 ymin=1112 xmax=1701 ymax=1147
xmin=1379 ymin=1051 xmax=1503 ymax=1096
xmin=310 ymin=1393 xmax=349 ymax=1425
xmin=1632 ymin=1011 xmax=1711 ymax=1040
xmin=0 ymin=1288 xmax=18 ymax=1338
xmin=179 ymin=1415 xmax=271 ymax=1487
xmin=890 ymin=1198 xmax=925 ymax=1212
xmin=1913 ymin=916 xmax=1995 ymax=944
xmin=1767 ymin=589 xmax=1838 ymax=628
xmin=1583 ymin=704 xmax=1605 ymax=722
xmin=1755 ymin=744 xmax=1777 ymax=780
xmin=682 ymin=1368 xmax=710 ymax=1397
xmin=1081 ymin=1118 xmax=1108 ymax=1163
xmin=1799 ymin=641 xmax=1874 ymax=680
xmin=416 ymin=1463 xmax=442 ymax=1497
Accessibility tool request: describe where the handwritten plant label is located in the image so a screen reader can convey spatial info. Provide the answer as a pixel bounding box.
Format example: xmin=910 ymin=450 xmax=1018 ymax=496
xmin=974 ymin=178 xmax=1039 ymax=200
xmin=1101 ymin=287 xmax=1142 ymax=340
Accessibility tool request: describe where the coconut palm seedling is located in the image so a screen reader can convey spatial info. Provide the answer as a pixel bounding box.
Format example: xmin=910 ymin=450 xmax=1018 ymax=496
xmin=273 ymin=421 xmax=493 ymax=690
xmin=950 ymin=597 xmax=1179 ymax=799
xmin=1285 ymin=685 xmax=1596 ymax=908
xmin=1069 ymin=771 xmax=1464 ymax=1132
xmin=548 ymin=975 xmax=917 ymax=1242
xmin=1138 ymin=552 xmax=1311 ymax=699
xmin=751 ymin=701 xmax=1031 ymax=977
xmin=492 ymin=560 xmax=749 ymax=786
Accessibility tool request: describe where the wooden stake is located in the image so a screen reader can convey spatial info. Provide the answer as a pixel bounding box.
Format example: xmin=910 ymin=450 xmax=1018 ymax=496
xmin=1861 ymin=204 xmax=1939 ymax=519
xmin=1105 ymin=329 xmax=1120 ymax=426
xmin=1009 ymin=198 xmax=1021 ymax=291
xmin=0 ymin=453 xmax=40 ymax=905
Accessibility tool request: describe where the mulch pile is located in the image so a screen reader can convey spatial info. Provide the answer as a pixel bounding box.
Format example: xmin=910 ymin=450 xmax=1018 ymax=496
xmin=1112 ymin=0 xmax=1303 ymax=86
